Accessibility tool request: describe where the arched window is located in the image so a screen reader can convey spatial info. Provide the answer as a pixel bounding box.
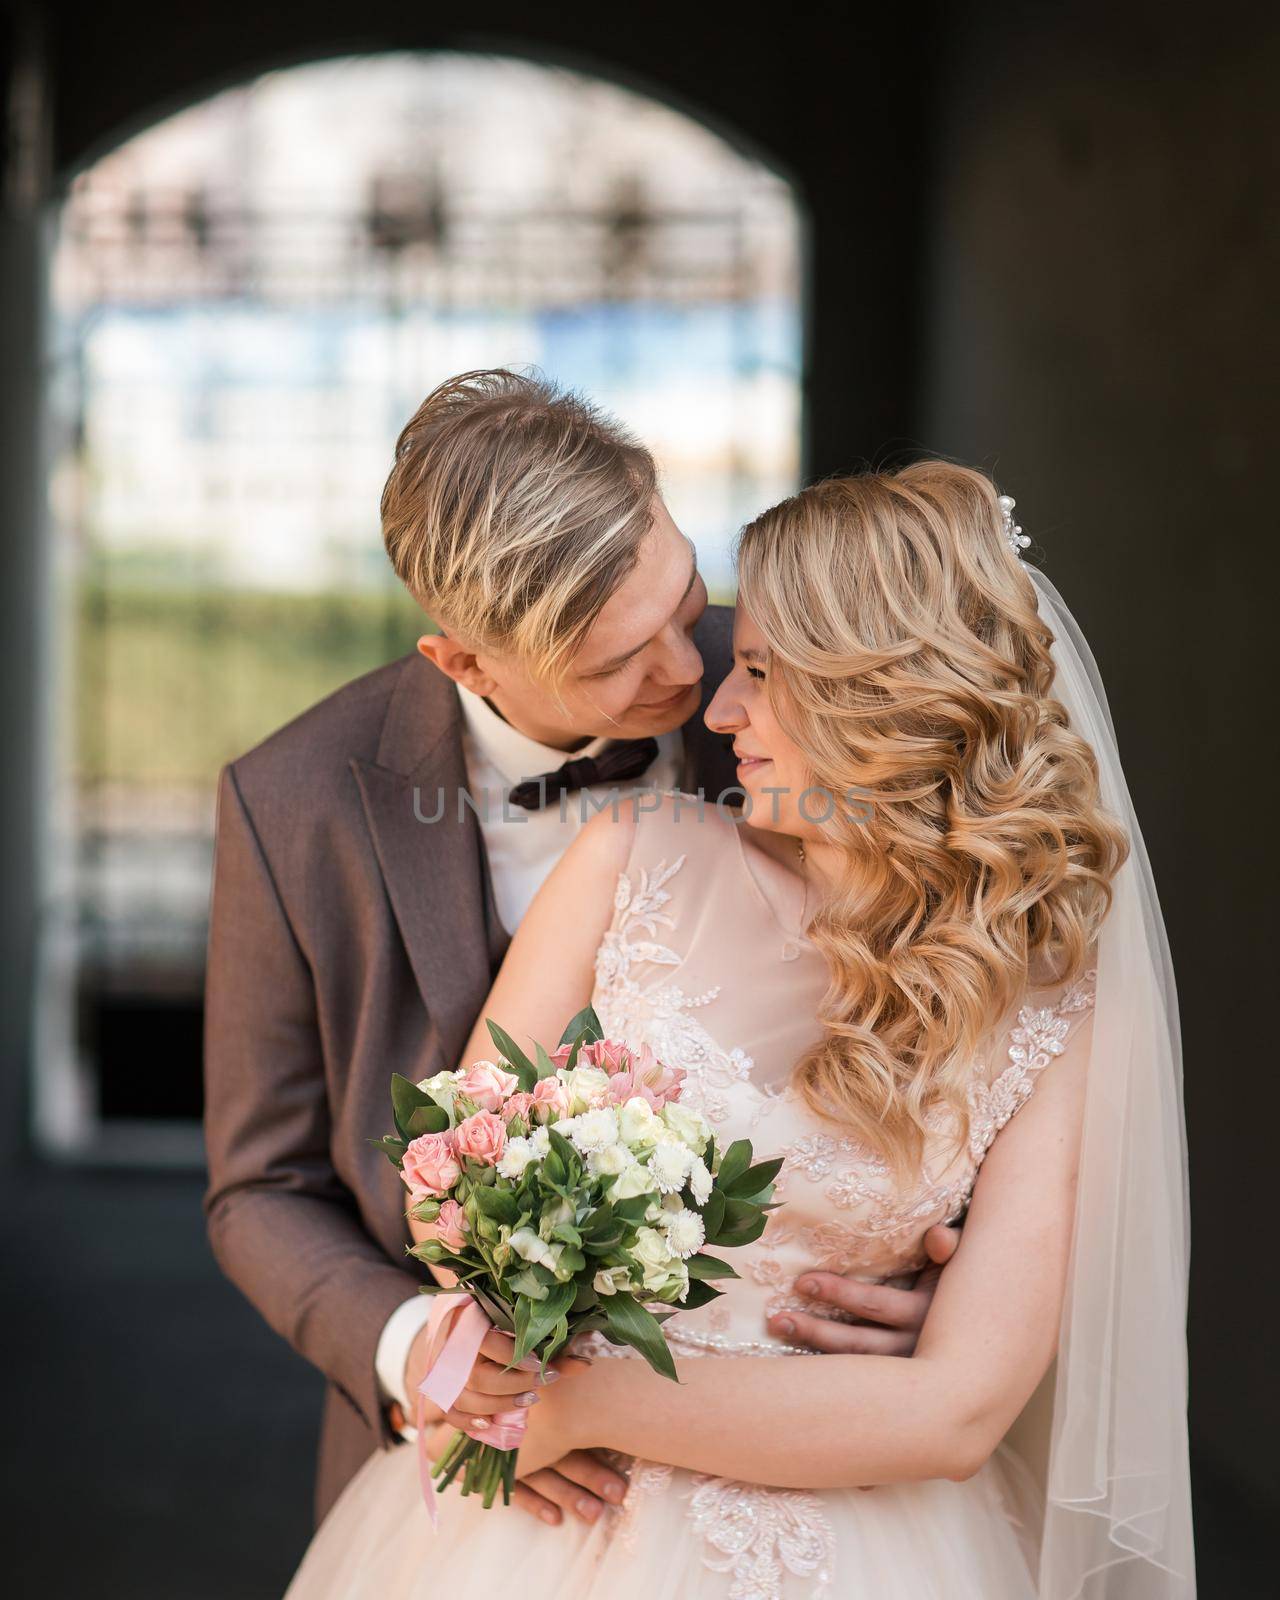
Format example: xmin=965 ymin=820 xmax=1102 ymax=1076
xmin=42 ymin=51 xmax=804 ymax=1158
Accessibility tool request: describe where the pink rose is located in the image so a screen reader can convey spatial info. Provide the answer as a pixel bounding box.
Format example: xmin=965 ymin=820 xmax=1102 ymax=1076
xmin=456 ymin=1059 xmax=522 ymax=1113
xmin=599 ymin=1044 xmax=686 ymax=1108
xmin=580 ymin=1039 xmax=636 ymax=1075
xmin=401 ymin=1130 xmax=462 ymax=1201
xmin=530 ymin=1075 xmax=571 ymax=1120
xmin=454 ymin=1109 xmax=507 ymax=1166
xmin=435 ymin=1199 xmax=469 ymax=1254
xmin=502 ymin=1090 xmax=537 ymax=1126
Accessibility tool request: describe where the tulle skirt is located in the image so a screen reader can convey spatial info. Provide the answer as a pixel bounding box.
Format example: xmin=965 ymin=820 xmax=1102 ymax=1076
xmin=285 ymin=1435 xmax=1045 ymax=1600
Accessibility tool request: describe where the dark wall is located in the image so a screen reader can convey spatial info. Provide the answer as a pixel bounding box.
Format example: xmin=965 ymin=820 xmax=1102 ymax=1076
xmin=919 ymin=0 xmax=1280 ymax=1516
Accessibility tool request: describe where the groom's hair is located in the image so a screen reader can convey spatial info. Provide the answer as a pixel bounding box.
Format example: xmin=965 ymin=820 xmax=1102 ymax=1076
xmin=381 ymin=369 xmax=658 ymax=682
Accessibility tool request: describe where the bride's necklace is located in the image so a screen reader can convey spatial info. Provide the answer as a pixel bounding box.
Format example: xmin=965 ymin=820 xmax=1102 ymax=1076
xmin=782 ymin=836 xmax=810 ymax=962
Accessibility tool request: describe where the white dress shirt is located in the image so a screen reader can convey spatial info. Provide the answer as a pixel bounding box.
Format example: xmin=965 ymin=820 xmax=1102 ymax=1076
xmin=374 ymin=685 xmax=682 ymax=1423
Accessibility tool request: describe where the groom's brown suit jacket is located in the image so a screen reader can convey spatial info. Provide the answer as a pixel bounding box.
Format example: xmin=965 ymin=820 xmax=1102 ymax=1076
xmin=202 ymin=605 xmax=738 ymax=1523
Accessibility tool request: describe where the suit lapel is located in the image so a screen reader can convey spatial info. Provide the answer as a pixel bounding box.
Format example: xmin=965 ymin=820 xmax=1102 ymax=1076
xmin=351 ymin=657 xmax=494 ymax=1044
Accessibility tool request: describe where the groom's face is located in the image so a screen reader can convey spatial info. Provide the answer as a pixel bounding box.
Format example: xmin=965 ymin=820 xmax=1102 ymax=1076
xmin=469 ymin=498 xmax=709 ymax=748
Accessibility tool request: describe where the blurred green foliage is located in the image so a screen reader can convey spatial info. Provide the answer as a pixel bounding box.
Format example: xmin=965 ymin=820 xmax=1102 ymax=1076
xmin=73 ymin=578 xmax=737 ymax=786
xmin=75 ymin=582 xmax=430 ymax=784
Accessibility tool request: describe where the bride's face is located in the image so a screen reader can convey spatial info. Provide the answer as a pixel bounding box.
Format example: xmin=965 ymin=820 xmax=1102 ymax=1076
xmin=704 ymin=608 xmax=819 ymax=839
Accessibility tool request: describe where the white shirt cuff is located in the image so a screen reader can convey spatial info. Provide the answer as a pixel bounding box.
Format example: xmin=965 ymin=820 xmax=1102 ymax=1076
xmin=374 ymin=1295 xmax=437 ymax=1436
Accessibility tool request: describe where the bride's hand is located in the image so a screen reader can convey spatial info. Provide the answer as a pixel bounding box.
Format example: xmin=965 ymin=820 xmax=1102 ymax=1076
xmin=507 ymin=1353 xmax=596 ymax=1479
xmin=405 ymin=1322 xmax=566 ymax=1436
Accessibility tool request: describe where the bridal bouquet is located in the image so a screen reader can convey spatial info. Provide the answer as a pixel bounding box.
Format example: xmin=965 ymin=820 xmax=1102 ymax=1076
xmin=374 ymin=1007 xmax=781 ymax=1510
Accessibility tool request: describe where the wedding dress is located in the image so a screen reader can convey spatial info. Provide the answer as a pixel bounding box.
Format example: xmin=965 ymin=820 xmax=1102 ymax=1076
xmin=286 ymin=793 xmax=1098 ymax=1600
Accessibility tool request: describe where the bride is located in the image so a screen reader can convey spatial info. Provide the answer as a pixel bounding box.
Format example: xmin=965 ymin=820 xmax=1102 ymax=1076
xmin=286 ymin=463 xmax=1194 ymax=1598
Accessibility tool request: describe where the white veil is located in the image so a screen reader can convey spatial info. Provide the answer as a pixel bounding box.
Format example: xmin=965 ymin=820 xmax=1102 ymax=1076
xmin=1001 ymin=565 xmax=1195 ymax=1598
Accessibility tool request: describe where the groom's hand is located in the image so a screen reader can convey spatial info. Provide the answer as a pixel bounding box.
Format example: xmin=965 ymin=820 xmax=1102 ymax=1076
xmin=510 ymin=1449 xmax=629 ymax=1527
xmin=766 ymin=1221 xmax=961 ymax=1355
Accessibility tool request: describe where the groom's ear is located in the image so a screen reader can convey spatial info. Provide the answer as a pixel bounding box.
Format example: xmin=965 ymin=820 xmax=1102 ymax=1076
xmin=416 ymin=632 xmax=499 ymax=697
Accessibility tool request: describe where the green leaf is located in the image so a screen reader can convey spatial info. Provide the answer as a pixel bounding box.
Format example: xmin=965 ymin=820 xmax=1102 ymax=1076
xmin=404 ymin=1103 xmax=450 ymax=1139
xmin=369 ymin=1134 xmax=408 ymax=1168
xmin=611 ymin=1193 xmax=654 ymax=1225
xmin=549 ymin=1221 xmax=583 ymax=1247
xmin=390 ymin=1073 xmax=438 ymax=1141
xmin=570 ymin=1280 xmax=599 ymax=1313
xmin=721 ymin=1197 xmax=764 ymax=1230
xmin=469 ymin=1285 xmax=516 ymax=1333
xmin=546 ymin=1127 xmax=582 ymax=1181
xmin=711 ymin=1211 xmax=768 ymax=1248
xmin=558 ymin=1006 xmax=604 ymax=1048
xmin=506 ymin=1267 xmax=548 ymax=1299
xmin=724 ymin=1156 xmax=784 ymax=1199
xmin=679 ymin=1279 xmax=723 ymax=1310
xmin=485 ymin=1019 xmax=537 ymax=1090
xmin=534 ymin=1042 xmax=558 ymax=1082
xmin=603 ymin=1294 xmax=678 ymax=1381
xmin=686 ymin=1252 xmax=739 ymax=1281
xmin=542 ymin=1316 xmax=571 ymax=1363
xmin=715 ymin=1138 xmax=752 ymax=1190
xmin=584 ymin=1229 xmax=627 ymax=1256
xmin=472 ymin=1185 xmax=519 ymax=1224
xmin=513 ymin=1281 xmax=576 ymax=1364
xmin=700 ymin=1189 xmax=726 ymax=1239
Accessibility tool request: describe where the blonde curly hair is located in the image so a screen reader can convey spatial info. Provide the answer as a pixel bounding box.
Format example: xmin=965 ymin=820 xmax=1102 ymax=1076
xmin=736 ymin=462 xmax=1128 ymax=1184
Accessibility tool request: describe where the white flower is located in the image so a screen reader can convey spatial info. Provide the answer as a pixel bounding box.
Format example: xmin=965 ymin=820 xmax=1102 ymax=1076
xmin=568 ymin=1107 xmax=619 ymax=1154
xmin=660 ymin=1102 xmax=711 ymax=1154
xmin=528 ymin=1125 xmax=551 ymax=1158
xmin=418 ymin=1069 xmax=462 ymax=1115
xmin=610 ymin=1162 xmax=657 ymax=1199
xmin=660 ymin=1206 xmax=706 ymax=1258
xmin=509 ymin=1226 xmax=553 ymax=1266
xmin=687 ymin=1155 xmax=713 ymax=1204
xmin=497 ymin=1136 xmax=537 ymax=1179
xmin=564 ymin=1065 xmax=612 ymax=1113
xmin=654 ymin=1260 xmax=690 ymax=1303
xmin=632 ymin=1225 xmax=676 ymax=1272
xmin=588 ymin=1141 xmax=634 ymax=1178
xmin=632 ymin=1225 xmax=687 ymax=1294
xmin=649 ymin=1139 xmax=694 ymax=1194
xmin=541 ymin=1196 xmax=575 ymax=1231
xmin=618 ymin=1096 xmax=661 ymax=1148
xmin=509 ymin=1225 xmax=568 ymax=1279
xmin=592 ymin=1264 xmax=635 ymax=1296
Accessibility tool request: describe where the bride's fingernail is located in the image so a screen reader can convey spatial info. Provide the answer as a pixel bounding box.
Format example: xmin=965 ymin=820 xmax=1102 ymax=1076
xmin=778 ymin=1317 xmax=796 ymax=1336
xmin=518 ymin=1355 xmax=541 ymax=1372
xmin=516 ymin=1391 xmax=539 ymax=1407
xmin=540 ymin=1369 xmax=561 ymax=1384
xmin=471 ymin=1416 xmax=489 ymax=1430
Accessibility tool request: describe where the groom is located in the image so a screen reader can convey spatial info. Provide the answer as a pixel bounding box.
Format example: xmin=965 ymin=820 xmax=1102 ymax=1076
xmin=203 ymin=369 xmax=957 ymax=1528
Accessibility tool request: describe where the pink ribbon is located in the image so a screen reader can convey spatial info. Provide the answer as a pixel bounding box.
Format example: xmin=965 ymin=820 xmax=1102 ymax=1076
xmin=414 ymin=1293 xmax=530 ymax=1526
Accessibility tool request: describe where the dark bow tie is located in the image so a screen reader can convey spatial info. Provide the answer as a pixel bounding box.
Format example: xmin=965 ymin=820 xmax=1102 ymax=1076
xmin=508 ymin=737 xmax=660 ymax=811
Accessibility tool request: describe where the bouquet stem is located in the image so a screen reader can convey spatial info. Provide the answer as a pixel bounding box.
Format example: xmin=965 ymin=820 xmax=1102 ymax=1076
xmin=432 ymin=1432 xmax=515 ymax=1509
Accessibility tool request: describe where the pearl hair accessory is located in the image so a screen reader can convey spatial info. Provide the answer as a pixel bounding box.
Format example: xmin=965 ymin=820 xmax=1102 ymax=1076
xmin=999 ymin=494 xmax=1031 ymax=556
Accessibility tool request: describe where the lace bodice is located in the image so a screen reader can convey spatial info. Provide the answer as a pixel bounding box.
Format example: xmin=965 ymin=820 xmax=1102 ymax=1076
xmin=590 ymin=794 xmax=1096 ymax=1354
